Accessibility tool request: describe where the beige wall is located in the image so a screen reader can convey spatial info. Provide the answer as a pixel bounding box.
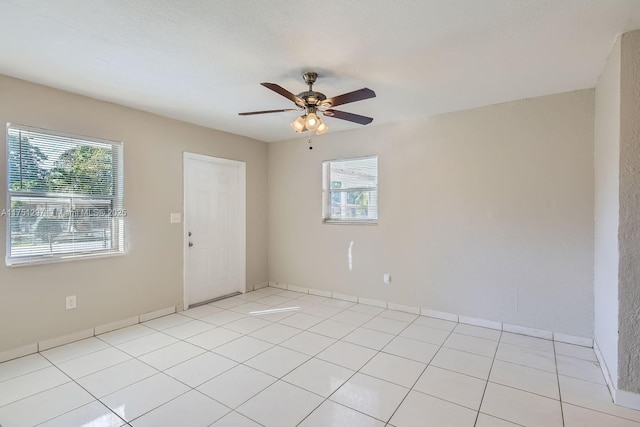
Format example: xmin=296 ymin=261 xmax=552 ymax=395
xmin=0 ymin=75 xmax=268 ymax=352
xmin=594 ymin=36 xmax=621 ymax=389
xmin=268 ymin=89 xmax=595 ymax=337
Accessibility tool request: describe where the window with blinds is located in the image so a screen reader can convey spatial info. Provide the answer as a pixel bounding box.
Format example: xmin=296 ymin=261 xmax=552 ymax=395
xmin=322 ymin=155 xmax=378 ymax=223
xmin=5 ymin=124 xmax=125 ymax=265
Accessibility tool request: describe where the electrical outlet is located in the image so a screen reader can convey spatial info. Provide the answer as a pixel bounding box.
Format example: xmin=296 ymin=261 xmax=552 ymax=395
xmin=65 ymin=295 xmax=77 ymax=310
xmin=383 ymin=273 xmax=392 ymax=285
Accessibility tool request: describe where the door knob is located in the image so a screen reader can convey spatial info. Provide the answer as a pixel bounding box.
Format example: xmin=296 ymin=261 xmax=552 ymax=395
xmin=188 ymin=242 xmax=194 ymax=247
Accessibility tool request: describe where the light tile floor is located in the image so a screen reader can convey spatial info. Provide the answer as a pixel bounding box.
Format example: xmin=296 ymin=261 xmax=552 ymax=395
xmin=1 ymin=287 xmax=640 ymax=426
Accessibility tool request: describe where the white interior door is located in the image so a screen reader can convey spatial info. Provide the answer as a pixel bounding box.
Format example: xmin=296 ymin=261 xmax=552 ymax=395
xmin=184 ymin=153 xmax=246 ymax=308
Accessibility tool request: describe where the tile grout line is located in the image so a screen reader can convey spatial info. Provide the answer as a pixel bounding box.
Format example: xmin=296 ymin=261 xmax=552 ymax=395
xmin=553 ymin=339 xmax=566 ymax=426
xmin=472 ymin=328 xmax=503 ymax=426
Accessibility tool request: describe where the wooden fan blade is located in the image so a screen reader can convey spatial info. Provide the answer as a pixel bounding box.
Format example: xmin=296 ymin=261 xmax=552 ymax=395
xmin=323 ymin=109 xmax=373 ymax=125
xmin=261 ymin=83 xmax=304 ymax=105
xmin=239 ymin=109 xmax=298 ymax=116
xmin=325 ymin=88 xmax=376 ymax=107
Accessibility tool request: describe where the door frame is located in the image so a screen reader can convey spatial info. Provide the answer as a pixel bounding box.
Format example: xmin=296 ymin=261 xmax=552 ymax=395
xmin=182 ymin=152 xmax=246 ymax=310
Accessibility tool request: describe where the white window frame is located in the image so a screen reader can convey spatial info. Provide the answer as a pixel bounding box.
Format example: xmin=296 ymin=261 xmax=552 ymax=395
xmin=322 ymin=155 xmax=378 ymax=225
xmin=5 ymin=123 xmax=126 ymax=266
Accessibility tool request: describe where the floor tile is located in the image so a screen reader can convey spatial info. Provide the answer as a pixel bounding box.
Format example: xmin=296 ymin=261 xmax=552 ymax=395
xmin=400 ymin=324 xmax=450 ymax=345
xmin=223 ymin=316 xmax=272 ymax=334
xmin=495 ymin=342 xmax=556 ymax=373
xmin=316 ymin=341 xmax=377 ymax=371
xmin=141 ymin=313 xmax=190 ymax=331
xmin=283 ymin=357 xmax=354 ymax=397
xmin=230 ymin=302 xmax=272 ymax=315
xmin=280 ymin=331 xmax=336 ymax=356
xmin=0 ymin=382 xmax=94 ymax=427
xmin=76 ymin=359 xmax=158 ymax=398
xmin=390 ymin=389 xmax=477 ymax=427
xmin=303 ymin=304 xmax=344 ymax=318
xmin=200 ymin=310 xmax=246 ymax=326
xmin=555 ymin=341 xmax=598 ymax=361
xmin=185 ymin=327 xmax=243 ymax=350
xmin=0 ymin=353 xmax=52 ymax=382
xmin=431 ymin=347 xmax=494 ymax=380
xmin=444 ymin=332 xmax=498 ymax=358
xmin=209 ymin=297 xmax=247 ymax=309
xmin=382 ymin=336 xmax=440 ymax=364
xmin=162 ymin=319 xmax=216 ymax=339
xmin=378 ymin=309 xmax=418 ymax=322
xmin=255 ymin=295 xmax=291 ymax=306
xmin=0 ymin=365 xmax=70 ymax=406
xmin=197 ymin=364 xmax=276 ymax=408
xmin=360 ymin=352 xmax=426 ymax=388
xmin=101 ymin=373 xmax=190 ymax=422
xmin=331 ymin=310 xmax=374 ymax=326
xmin=500 ymin=332 xmax=555 ymax=353
xmin=278 ymin=312 xmax=324 ymax=330
xmin=238 ymin=290 xmax=275 ymax=301
xmin=238 ymin=380 xmax=323 ymax=427
xmin=278 ymin=290 xmax=308 ymax=299
xmin=165 ymin=352 xmax=237 ymax=387
xmin=562 ymin=402 xmax=640 ymax=427
xmin=181 ymin=304 xmax=223 ymax=319
xmin=490 ymin=359 xmax=559 ymax=399
xmin=57 ymin=347 xmax=131 ymax=379
xmin=212 ymin=336 xmax=273 ymax=362
xmin=342 ymin=327 xmax=395 ymax=350
xmin=480 ymin=382 xmax=563 ymax=427
xmin=98 ymin=325 xmax=155 ymax=346
xmin=116 ymin=332 xmax=178 ymax=357
xmin=454 ymin=323 xmax=501 ymax=341
xmin=322 ymin=299 xmax=355 ymax=309
xmin=297 ymin=294 xmax=332 ymax=304
xmin=308 ymin=319 xmax=357 ymax=339
xmin=361 ymin=316 xmax=408 ymax=335
xmin=349 ymin=304 xmax=386 ymax=316
xmin=299 ymin=400 xmax=385 ymax=427
xmin=475 ymin=413 xmax=521 ymax=426
xmin=210 ymin=411 xmax=262 ymax=426
xmin=41 ymin=337 xmax=110 ymax=365
xmin=556 ymin=354 xmax=605 ymax=384
xmin=330 ymin=373 xmax=409 ymax=422
xmin=38 ymin=400 xmax=125 ymax=427
xmin=138 ymin=341 xmax=205 ymax=370
xmin=558 ymin=375 xmax=640 ymax=422
xmin=414 ymin=365 xmax=486 ymax=410
xmin=413 ymin=316 xmax=458 ymax=331
xmin=249 ymin=322 xmax=302 ymax=344
xmin=131 ymin=389 xmax=229 ymax=427
xmin=250 ymin=308 xmax=298 ymax=322
xmin=245 ymin=345 xmax=309 ymax=378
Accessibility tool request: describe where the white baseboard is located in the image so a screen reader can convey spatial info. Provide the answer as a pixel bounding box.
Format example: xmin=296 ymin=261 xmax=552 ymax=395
xmin=594 ymin=340 xmax=616 ymax=392
xmin=421 ymin=308 xmax=458 ymax=322
xmin=266 ymin=282 xmax=595 ymax=349
xmin=0 ymin=343 xmax=38 ymax=364
xmin=614 ymin=389 xmax=640 ymax=411
xmin=254 ymin=281 xmax=269 ymax=290
xmin=139 ymin=306 xmax=176 ymax=323
xmin=0 ymin=305 xmax=178 ymax=363
xmin=38 ymin=328 xmax=94 ymax=352
xmin=503 ymin=323 xmax=553 ymax=340
xmin=553 ymin=332 xmax=593 ymax=347
xmin=459 ymin=315 xmax=502 ymax=331
xmin=358 ymin=297 xmax=387 ymax=308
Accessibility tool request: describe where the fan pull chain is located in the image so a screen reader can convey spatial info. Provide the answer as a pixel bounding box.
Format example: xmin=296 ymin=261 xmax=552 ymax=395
xmin=308 ymin=130 xmax=313 ymax=150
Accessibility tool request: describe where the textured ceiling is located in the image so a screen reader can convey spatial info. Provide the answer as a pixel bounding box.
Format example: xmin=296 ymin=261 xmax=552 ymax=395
xmin=1 ymin=0 xmax=639 ymax=142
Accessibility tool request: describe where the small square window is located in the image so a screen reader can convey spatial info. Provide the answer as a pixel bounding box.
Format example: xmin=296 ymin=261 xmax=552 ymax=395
xmin=322 ymin=155 xmax=378 ymax=224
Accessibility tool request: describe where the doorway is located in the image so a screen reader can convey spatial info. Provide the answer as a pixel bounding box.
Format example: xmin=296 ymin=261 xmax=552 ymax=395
xmin=183 ymin=152 xmax=246 ymax=309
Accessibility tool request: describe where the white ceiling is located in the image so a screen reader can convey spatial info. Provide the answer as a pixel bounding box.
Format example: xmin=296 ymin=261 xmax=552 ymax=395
xmin=1 ymin=1 xmax=639 ymax=142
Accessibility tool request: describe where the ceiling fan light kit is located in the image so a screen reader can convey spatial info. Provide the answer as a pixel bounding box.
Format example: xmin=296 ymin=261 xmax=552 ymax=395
xmin=240 ymin=71 xmax=376 ymax=142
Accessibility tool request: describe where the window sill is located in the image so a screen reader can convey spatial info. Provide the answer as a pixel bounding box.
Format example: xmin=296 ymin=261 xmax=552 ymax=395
xmin=6 ymin=250 xmax=126 ymax=267
xmin=322 ymin=219 xmax=378 ymax=226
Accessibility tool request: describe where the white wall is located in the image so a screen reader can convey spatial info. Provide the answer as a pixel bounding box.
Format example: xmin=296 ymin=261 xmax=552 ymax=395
xmin=0 ymin=75 xmax=268 ymax=352
xmin=268 ymin=90 xmax=595 ymax=337
xmin=594 ymin=36 xmax=621 ymax=389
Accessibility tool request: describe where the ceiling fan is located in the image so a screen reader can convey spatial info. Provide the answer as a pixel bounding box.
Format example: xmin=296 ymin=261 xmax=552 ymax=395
xmin=239 ymin=72 xmax=376 ymax=136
